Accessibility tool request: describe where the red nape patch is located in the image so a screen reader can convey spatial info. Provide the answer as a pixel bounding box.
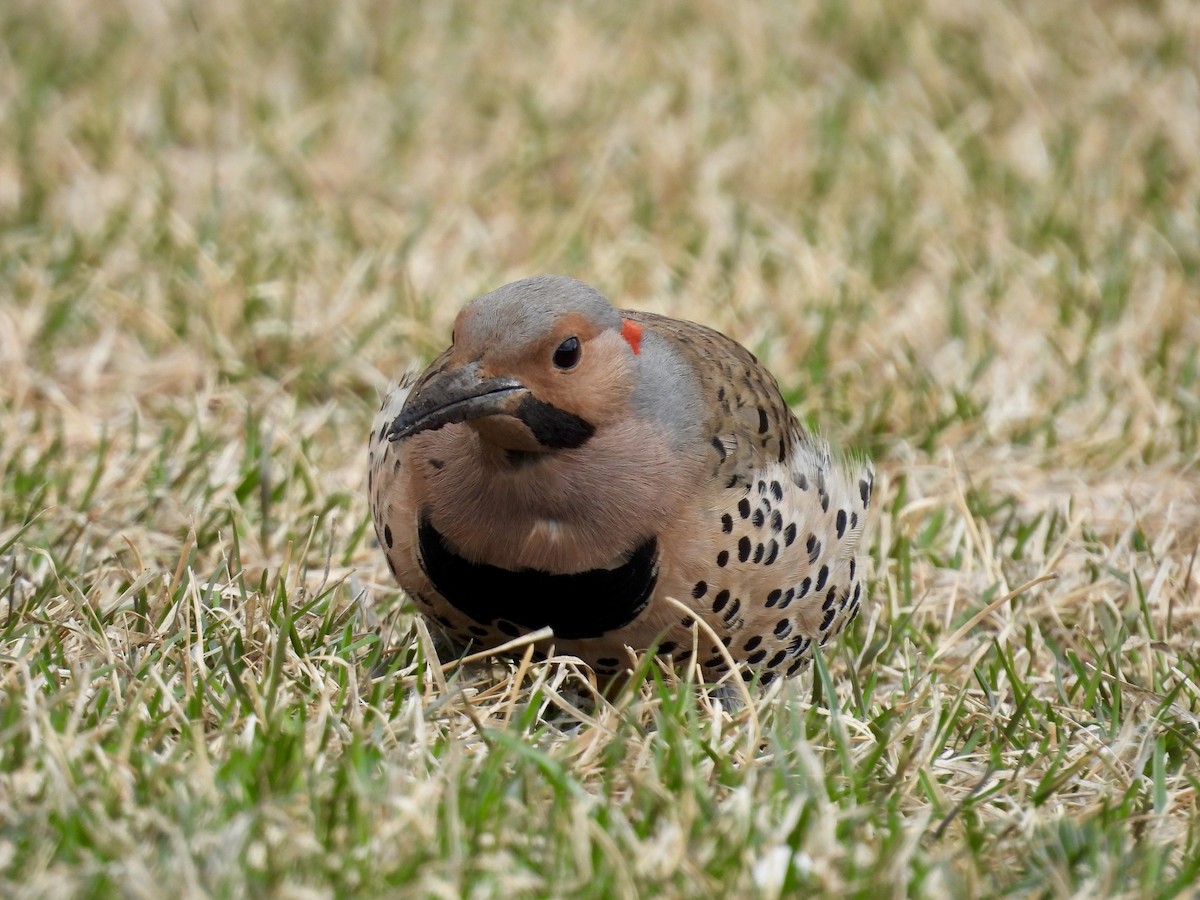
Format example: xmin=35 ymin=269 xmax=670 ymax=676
xmin=621 ymin=318 xmax=643 ymax=355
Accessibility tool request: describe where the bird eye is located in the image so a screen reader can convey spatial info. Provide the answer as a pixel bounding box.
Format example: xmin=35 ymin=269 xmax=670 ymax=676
xmin=553 ymin=336 xmax=581 ymax=369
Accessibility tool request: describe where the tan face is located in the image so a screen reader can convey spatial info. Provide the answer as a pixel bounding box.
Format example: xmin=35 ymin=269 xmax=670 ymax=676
xmin=390 ymin=283 xmax=642 ymax=455
xmin=446 ymin=306 xmax=639 ymax=451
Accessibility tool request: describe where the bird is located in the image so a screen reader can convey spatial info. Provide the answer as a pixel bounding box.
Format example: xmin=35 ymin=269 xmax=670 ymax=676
xmin=367 ymin=275 xmax=874 ymax=686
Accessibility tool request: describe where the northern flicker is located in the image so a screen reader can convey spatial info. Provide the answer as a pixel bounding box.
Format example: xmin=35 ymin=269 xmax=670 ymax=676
xmin=368 ymin=276 xmax=874 ymax=685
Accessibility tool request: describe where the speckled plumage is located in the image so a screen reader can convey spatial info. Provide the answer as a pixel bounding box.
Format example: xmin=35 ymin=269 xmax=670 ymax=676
xmin=368 ymin=276 xmax=874 ymax=685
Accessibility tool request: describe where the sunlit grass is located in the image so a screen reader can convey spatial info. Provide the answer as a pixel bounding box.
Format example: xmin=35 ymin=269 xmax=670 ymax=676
xmin=1 ymin=0 xmax=1198 ymax=895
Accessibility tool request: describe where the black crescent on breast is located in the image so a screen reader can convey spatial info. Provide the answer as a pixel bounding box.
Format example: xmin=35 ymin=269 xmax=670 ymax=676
xmin=416 ymin=516 xmax=658 ymax=640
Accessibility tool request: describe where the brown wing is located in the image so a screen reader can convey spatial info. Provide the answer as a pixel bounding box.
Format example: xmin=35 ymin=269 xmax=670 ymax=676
xmin=624 ymin=310 xmax=802 ymax=486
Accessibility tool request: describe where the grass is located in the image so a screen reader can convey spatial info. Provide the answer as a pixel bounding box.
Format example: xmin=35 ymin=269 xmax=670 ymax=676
xmin=2 ymin=0 xmax=1199 ymax=895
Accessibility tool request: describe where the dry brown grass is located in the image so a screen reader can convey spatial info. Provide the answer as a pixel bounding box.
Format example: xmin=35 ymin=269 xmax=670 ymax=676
xmin=1 ymin=0 xmax=1198 ymax=896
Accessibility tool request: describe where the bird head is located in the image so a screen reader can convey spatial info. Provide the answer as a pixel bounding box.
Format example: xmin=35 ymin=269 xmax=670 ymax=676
xmin=388 ymin=276 xmax=646 ymax=454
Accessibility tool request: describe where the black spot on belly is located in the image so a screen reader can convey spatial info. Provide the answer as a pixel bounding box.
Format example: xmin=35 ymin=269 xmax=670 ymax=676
xmin=815 ymin=565 xmax=830 ymax=592
xmin=722 ymin=597 xmax=741 ymax=622
xmin=384 ymin=525 xmax=394 ymax=549
xmin=693 ymin=580 xmax=708 ymax=599
xmin=738 ymin=536 xmax=752 ymax=562
xmin=721 ymin=514 xmax=733 ymax=534
xmin=416 ymin=516 xmax=657 ymax=640
xmin=496 ymin=619 xmax=521 ymax=637
xmin=712 ymin=589 xmax=731 ymax=613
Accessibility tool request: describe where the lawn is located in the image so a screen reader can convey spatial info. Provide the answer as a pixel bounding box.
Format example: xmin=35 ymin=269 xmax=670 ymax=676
xmin=1 ymin=0 xmax=1198 ymax=896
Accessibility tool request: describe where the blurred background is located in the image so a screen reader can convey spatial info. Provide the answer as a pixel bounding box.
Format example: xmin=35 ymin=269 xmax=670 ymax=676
xmin=4 ymin=0 xmax=1197 ymax=455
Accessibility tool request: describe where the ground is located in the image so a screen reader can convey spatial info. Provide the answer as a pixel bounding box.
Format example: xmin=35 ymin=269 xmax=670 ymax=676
xmin=1 ymin=0 xmax=1198 ymax=896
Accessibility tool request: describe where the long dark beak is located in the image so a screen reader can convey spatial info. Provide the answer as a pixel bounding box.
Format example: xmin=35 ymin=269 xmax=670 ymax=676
xmin=387 ymin=362 xmax=528 ymax=441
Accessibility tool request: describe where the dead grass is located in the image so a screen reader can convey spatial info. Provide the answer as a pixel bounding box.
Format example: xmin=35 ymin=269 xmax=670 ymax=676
xmin=1 ymin=0 xmax=1199 ymax=896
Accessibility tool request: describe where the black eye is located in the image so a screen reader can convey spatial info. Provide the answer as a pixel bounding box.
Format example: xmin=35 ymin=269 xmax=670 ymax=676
xmin=553 ymin=336 xmax=581 ymax=369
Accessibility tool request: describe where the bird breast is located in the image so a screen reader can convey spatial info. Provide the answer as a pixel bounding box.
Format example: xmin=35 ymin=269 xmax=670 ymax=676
xmin=410 ymin=415 xmax=706 ymax=575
